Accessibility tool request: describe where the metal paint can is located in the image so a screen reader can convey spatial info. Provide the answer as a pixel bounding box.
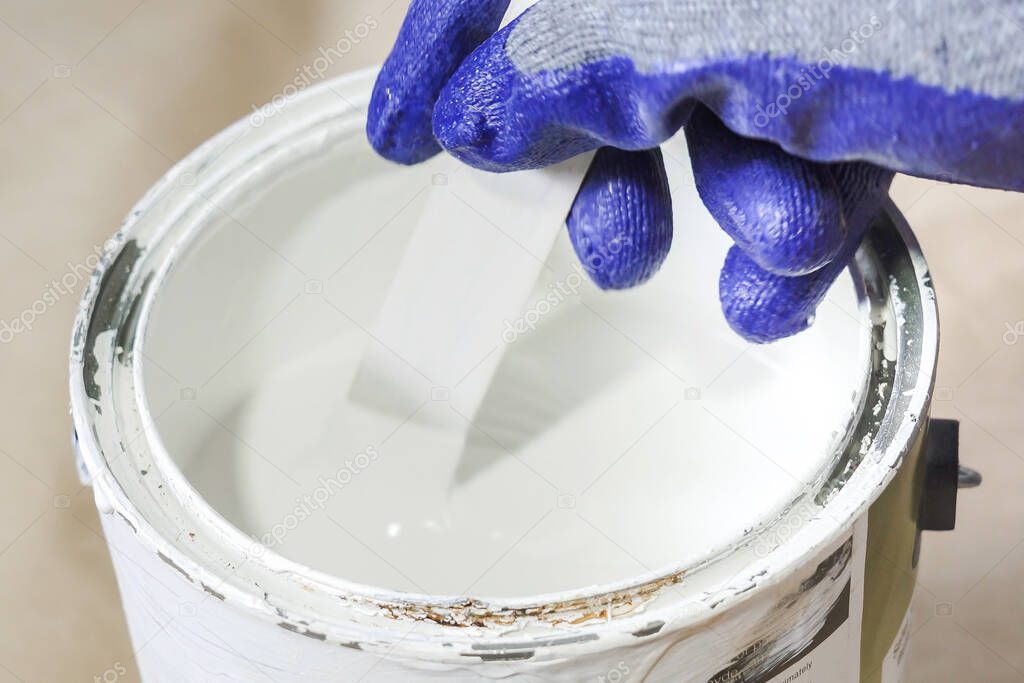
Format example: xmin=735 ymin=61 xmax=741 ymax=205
xmin=71 ymin=67 xmax=960 ymax=682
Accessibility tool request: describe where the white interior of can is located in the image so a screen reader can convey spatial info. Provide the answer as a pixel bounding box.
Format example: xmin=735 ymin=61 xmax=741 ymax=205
xmin=139 ymin=97 xmax=871 ymax=597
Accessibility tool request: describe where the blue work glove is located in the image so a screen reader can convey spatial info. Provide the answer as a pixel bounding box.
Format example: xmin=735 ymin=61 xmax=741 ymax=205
xmin=367 ymin=0 xmax=1024 ymax=343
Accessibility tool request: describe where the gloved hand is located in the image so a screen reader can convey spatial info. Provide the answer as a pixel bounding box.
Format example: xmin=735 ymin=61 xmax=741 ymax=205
xmin=367 ymin=0 xmax=1024 ymax=342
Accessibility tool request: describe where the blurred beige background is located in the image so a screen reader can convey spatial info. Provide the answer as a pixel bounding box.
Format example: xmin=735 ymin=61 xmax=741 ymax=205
xmin=0 ymin=1 xmax=1022 ymax=681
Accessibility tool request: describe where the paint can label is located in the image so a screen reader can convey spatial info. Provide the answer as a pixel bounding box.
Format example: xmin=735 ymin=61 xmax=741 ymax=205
xmin=708 ymin=577 xmax=857 ymax=683
xmin=711 ymin=520 xmax=866 ymax=682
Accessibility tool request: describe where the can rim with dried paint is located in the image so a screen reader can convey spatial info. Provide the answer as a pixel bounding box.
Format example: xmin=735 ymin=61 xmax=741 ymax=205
xmin=70 ymin=67 xmax=937 ymax=677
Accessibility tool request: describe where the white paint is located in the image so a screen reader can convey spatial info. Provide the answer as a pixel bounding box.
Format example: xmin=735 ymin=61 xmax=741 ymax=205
xmin=144 ymin=92 xmax=868 ymax=597
xmin=71 ymin=66 xmax=937 ymax=682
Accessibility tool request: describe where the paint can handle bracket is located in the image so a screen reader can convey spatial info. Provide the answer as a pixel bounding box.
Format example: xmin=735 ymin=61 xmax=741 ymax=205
xmin=919 ymin=419 xmax=977 ymax=533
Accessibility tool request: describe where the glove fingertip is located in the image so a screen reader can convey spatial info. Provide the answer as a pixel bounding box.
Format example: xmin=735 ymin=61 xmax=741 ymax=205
xmin=368 ymin=80 xmax=443 ymax=165
xmin=687 ymin=106 xmax=847 ymax=277
xmin=432 ymin=22 xmax=527 ymax=171
xmin=367 ymin=0 xmax=512 ymax=165
xmin=433 ymin=14 xmax=609 ymax=171
xmin=567 ymin=147 xmax=674 ymax=290
xmin=719 ymin=246 xmax=820 ymax=343
xmin=719 ymin=161 xmax=895 ymax=344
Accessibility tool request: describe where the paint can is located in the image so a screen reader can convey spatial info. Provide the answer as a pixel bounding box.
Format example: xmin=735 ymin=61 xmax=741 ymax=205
xmin=71 ymin=67 xmax=965 ymax=682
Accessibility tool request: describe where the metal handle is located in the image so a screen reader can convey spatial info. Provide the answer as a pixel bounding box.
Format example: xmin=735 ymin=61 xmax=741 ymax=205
xmin=958 ymin=465 xmax=982 ymax=489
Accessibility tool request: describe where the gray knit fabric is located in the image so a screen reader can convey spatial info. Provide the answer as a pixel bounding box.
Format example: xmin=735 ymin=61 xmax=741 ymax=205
xmin=506 ymin=0 xmax=1024 ymax=100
